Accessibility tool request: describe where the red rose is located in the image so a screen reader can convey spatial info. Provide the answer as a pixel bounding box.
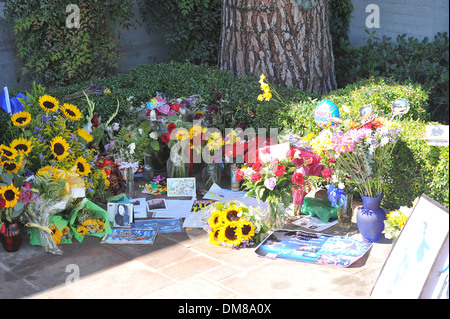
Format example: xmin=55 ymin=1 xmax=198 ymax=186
xmin=252 ymin=161 xmax=263 ymax=172
xmin=273 ymin=165 xmax=286 ymax=177
xmin=167 ymin=123 xmax=176 ymax=133
xmin=234 ymin=169 xmax=244 ymax=183
xmin=91 ymin=116 xmax=100 ymax=128
xmin=162 ymin=133 xmax=171 ymax=144
xmin=321 ymin=167 xmax=333 ymax=180
xmin=270 ymin=158 xmax=279 ymax=166
xmin=170 ymin=103 xmax=181 ymax=113
xmin=286 ymin=148 xmax=296 ymax=159
xmin=291 ymin=172 xmax=304 ymax=185
xmin=251 ymin=172 xmax=261 ymax=182
xmin=328 ymin=158 xmax=336 ymax=164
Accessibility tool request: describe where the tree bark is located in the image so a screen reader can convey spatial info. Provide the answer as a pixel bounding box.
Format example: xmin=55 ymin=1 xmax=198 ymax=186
xmin=218 ymin=0 xmax=337 ymax=94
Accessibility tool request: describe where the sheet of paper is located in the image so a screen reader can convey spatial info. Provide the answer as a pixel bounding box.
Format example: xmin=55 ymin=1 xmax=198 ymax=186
xmin=151 ymin=199 xmax=195 ymax=218
xmin=203 ymin=183 xmax=267 ymax=209
xmin=291 ymin=215 xmax=338 ymax=232
xmin=129 ymin=197 xmax=148 ymax=219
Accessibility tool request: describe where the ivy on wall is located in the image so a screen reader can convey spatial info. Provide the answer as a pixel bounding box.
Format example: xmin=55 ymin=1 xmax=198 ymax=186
xmin=3 ymin=0 xmax=135 ymax=86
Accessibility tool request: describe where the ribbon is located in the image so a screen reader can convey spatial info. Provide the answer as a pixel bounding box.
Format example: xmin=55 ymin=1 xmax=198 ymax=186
xmin=25 ymin=222 xmax=53 ymax=235
xmin=325 ymin=184 xmax=347 ymax=207
xmin=53 ymin=166 xmax=85 ymax=195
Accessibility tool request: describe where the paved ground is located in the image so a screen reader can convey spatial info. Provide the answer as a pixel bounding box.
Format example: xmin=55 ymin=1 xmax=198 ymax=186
xmin=0 ymin=179 xmax=394 ymax=300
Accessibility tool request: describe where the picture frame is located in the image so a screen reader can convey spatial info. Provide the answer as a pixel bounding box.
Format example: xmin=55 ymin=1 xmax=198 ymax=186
xmin=167 ymin=177 xmax=196 ymax=197
xmin=101 ymin=228 xmax=158 ymax=245
xmin=107 ymin=202 xmax=134 ymax=228
xmin=146 ymin=199 xmax=167 ymax=211
xmin=371 ymin=194 xmax=449 ymax=299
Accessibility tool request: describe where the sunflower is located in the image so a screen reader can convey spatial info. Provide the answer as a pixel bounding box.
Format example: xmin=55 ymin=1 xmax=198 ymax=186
xmin=97 ymin=219 xmax=105 ymax=233
xmin=10 ymin=138 xmax=33 ymax=156
xmin=50 ymin=224 xmax=63 ymax=245
xmin=100 ymin=170 xmax=110 ymax=188
xmin=218 ymin=221 xmax=243 ymax=246
xmin=76 ymin=226 xmax=88 ymax=236
xmin=221 ymin=204 xmax=243 ymax=223
xmin=61 ymin=103 xmax=82 ymax=121
xmin=0 ymin=184 xmax=20 ymax=208
xmin=239 ymin=220 xmax=255 ymax=241
xmin=11 ymin=111 xmax=32 ymax=127
xmin=1 ymin=159 xmax=22 ymax=174
xmin=74 ymin=156 xmax=91 ymax=176
xmin=82 ymin=219 xmax=99 ymax=233
xmin=209 ymin=226 xmax=223 ymax=246
xmin=39 ymin=95 xmax=59 ymax=112
xmin=208 ymin=210 xmax=223 ymax=229
xmin=77 ymin=128 xmax=93 ymax=143
xmin=50 ymin=136 xmax=70 ymax=160
xmin=0 ymin=144 xmax=18 ymax=160
xmin=36 ymin=165 xmax=54 ymax=176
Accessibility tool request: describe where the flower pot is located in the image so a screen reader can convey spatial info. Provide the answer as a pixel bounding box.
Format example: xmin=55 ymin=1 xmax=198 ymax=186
xmin=337 ymin=193 xmax=353 ymax=229
xmin=0 ymin=219 xmax=23 ymax=252
xmin=356 ymin=193 xmax=386 ymax=242
xmin=201 ymin=163 xmax=221 ymax=190
xmin=264 ymin=202 xmax=285 ymax=231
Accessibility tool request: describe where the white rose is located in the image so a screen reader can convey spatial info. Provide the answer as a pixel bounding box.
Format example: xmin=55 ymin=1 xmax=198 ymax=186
xmin=129 ymin=143 xmax=136 ymax=154
xmin=150 ymin=132 xmax=159 ymax=140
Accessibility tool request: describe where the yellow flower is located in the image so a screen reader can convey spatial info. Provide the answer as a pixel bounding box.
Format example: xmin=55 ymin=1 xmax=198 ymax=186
xmin=218 ymin=221 xmax=243 ymax=246
xmin=0 ymin=144 xmax=18 ymax=160
xmin=37 ymin=165 xmax=54 ymax=176
xmin=189 ymin=125 xmax=205 ymax=139
xmin=1 ymin=159 xmax=22 ymax=174
xmin=50 ymin=224 xmax=63 ymax=245
xmin=209 ymin=226 xmax=223 ymax=246
xmin=39 ymin=95 xmax=59 ymax=112
xmin=61 ymin=103 xmax=82 ymax=121
xmin=76 ymin=226 xmax=88 ymax=236
xmin=97 ymin=219 xmax=105 ymax=233
xmin=10 ymin=138 xmax=33 ymax=156
xmin=101 ymin=170 xmax=110 ymax=188
xmin=0 ymin=184 xmax=20 ymax=208
xmin=11 ymin=111 xmax=31 ymax=127
xmin=77 ymin=128 xmax=93 ymax=143
xmin=74 ymin=156 xmax=91 ymax=176
xmin=221 ymin=204 xmax=242 ymax=223
xmin=174 ymin=129 xmax=190 ymax=141
xmin=50 ymin=136 xmax=70 ymax=160
xmin=208 ymin=211 xmax=223 ymax=229
xmin=239 ymin=220 xmax=255 ymax=240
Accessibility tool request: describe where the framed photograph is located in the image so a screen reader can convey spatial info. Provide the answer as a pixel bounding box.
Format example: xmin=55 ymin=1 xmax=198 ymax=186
xmin=146 ymin=199 xmax=167 ymax=211
xmin=371 ymin=194 xmax=449 ymax=299
xmin=167 ymin=177 xmax=196 ymax=197
xmin=107 ymin=202 xmax=134 ymax=228
xmin=133 ymin=218 xmax=182 ymax=233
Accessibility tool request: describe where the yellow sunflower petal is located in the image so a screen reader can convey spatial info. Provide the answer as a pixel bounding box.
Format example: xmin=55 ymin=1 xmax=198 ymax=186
xmin=39 ymin=95 xmax=59 ymax=112
xmin=0 ymin=144 xmax=18 ymax=160
xmin=0 ymin=184 xmax=20 ymax=208
xmin=50 ymin=136 xmax=70 ymax=160
xmin=74 ymin=156 xmax=91 ymax=176
xmin=11 ymin=111 xmax=31 ymax=127
xmin=61 ymin=103 xmax=82 ymax=121
xmin=10 ymin=138 xmax=33 ymax=156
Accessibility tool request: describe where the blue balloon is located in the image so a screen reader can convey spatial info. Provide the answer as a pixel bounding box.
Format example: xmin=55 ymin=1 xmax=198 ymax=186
xmin=314 ymin=99 xmax=340 ymax=127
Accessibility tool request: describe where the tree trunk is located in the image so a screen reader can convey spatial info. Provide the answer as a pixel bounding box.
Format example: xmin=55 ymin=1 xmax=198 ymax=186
xmin=218 ymin=0 xmax=337 ymax=94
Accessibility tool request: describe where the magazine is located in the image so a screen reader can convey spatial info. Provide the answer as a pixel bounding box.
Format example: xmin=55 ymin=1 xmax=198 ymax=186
xmin=101 ymin=228 xmax=157 ymax=244
xmin=255 ymin=230 xmax=373 ymax=267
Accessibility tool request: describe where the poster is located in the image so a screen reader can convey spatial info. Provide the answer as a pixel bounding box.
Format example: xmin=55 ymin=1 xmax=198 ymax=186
xmin=255 ymin=230 xmax=373 ymax=267
xmin=132 ymin=219 xmax=182 ymax=233
xmin=101 ymin=228 xmax=158 ymax=244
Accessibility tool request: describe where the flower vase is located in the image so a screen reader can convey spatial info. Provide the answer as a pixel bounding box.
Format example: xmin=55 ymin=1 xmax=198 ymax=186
xmin=264 ymin=202 xmax=285 ymax=231
xmin=143 ymin=156 xmax=155 ymax=182
xmin=337 ymin=194 xmax=353 ymax=229
xmin=202 ymin=163 xmax=221 ymax=190
xmin=292 ymin=186 xmax=307 ymax=216
xmin=166 ymin=158 xmax=189 ymax=178
xmin=124 ymin=166 xmax=136 ymax=199
xmin=356 ymin=193 xmax=386 ymax=242
xmin=0 ymin=219 xmax=23 ymax=252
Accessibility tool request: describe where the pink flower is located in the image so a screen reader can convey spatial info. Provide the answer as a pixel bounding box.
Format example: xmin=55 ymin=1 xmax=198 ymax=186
xmin=291 ymin=171 xmax=304 ymax=185
xmin=234 ymin=169 xmax=244 ymax=183
xmin=273 ymin=165 xmax=286 ymax=177
xmin=264 ymin=177 xmax=277 ymax=190
xmin=251 ymin=172 xmax=261 ymax=182
xmin=252 ymin=161 xmax=263 ymax=172
xmin=321 ymin=167 xmax=333 ymax=180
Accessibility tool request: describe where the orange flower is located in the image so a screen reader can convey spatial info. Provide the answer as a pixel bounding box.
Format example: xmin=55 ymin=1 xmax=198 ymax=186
xmin=348 ymin=121 xmax=359 ymax=129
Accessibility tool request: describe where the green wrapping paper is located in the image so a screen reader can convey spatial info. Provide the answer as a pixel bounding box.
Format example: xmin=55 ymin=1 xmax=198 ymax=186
xmin=28 ymin=215 xmax=71 ymax=245
xmin=69 ymin=199 xmax=112 ymax=242
xmin=301 ymin=197 xmax=338 ymax=223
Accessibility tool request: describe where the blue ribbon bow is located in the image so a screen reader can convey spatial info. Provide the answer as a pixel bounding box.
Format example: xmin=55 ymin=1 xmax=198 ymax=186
xmin=325 ymin=184 xmax=347 ymax=207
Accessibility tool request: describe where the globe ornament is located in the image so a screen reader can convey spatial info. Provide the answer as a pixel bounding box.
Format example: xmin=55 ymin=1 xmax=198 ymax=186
xmin=314 ymin=99 xmax=340 ymax=128
xmin=359 ymin=104 xmax=373 ymax=121
xmin=391 ymin=98 xmax=410 ymax=116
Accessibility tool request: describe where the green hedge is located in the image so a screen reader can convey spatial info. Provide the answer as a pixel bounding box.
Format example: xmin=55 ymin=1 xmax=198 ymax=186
xmin=7 ymin=62 xmax=448 ymax=209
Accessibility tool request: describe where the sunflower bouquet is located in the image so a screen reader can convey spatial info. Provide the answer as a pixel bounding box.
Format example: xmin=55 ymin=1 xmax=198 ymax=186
xmin=68 ymin=199 xmax=111 ymax=243
xmin=205 ymin=200 xmax=267 ymax=248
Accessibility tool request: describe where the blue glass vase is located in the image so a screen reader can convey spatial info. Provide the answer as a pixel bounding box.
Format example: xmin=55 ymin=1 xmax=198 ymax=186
xmin=356 ymin=193 xmax=386 ymax=242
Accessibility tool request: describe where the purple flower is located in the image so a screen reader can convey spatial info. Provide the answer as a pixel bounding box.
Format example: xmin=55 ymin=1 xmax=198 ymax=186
xmin=264 ymin=177 xmax=277 ymax=190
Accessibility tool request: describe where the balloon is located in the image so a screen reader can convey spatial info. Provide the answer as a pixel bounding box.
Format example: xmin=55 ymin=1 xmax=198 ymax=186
xmin=314 ymin=100 xmax=340 ymax=127
xmin=359 ymin=104 xmax=373 ymax=121
xmin=391 ymin=98 xmax=410 ymax=116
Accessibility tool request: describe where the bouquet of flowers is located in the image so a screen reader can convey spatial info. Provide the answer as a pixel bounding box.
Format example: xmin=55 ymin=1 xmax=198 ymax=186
xmin=311 ymin=116 xmax=402 ymax=197
xmin=69 ymin=199 xmax=111 ymax=242
xmin=205 ymin=200 xmax=267 ymax=248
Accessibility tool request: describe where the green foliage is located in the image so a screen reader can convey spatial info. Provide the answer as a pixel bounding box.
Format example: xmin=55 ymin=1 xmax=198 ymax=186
xmin=335 ymin=31 xmax=449 ymax=124
xmin=3 ymin=0 xmax=135 ymax=86
xmin=138 ymin=0 xmax=221 ymax=65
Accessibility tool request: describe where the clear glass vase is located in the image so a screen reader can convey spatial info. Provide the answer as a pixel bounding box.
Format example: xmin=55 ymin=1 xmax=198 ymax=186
xmin=123 ymin=166 xmax=135 ymax=198
xmin=264 ymin=202 xmax=285 ymax=231
xmin=166 ymin=158 xmax=189 ymax=178
xmin=201 ymin=163 xmax=221 ymax=190
xmin=337 ymin=193 xmax=353 ymax=229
